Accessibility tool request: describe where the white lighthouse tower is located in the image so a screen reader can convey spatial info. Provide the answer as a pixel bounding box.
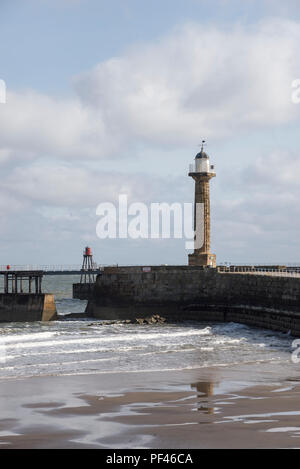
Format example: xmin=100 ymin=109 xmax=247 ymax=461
xmin=188 ymin=141 xmax=216 ymax=267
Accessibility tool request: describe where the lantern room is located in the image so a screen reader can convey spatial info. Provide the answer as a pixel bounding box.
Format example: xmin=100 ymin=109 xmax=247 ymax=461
xmin=188 ymin=147 xmax=215 ymax=175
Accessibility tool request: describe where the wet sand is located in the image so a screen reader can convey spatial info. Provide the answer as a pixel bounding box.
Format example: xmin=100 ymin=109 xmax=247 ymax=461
xmin=0 ymin=363 xmax=300 ymax=448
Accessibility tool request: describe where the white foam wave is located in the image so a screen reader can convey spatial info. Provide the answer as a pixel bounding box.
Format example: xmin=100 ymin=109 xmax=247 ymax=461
xmin=0 ymin=356 xmax=119 ymax=371
xmin=0 ymin=332 xmax=56 ymax=344
xmin=9 ymin=345 xmax=148 ymax=359
xmin=0 ymin=357 xmax=290 ymax=381
xmin=0 ymin=328 xmax=211 ymax=351
xmin=212 ymin=338 xmax=244 ymax=345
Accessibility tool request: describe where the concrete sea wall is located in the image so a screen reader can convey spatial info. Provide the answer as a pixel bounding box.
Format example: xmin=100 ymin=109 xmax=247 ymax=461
xmin=73 ymin=283 xmax=95 ymax=300
xmin=0 ymin=294 xmax=57 ymax=322
xmin=86 ymin=266 xmax=300 ymax=336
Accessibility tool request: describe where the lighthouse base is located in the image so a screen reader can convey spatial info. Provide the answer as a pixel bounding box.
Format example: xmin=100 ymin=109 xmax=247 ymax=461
xmin=188 ymin=253 xmax=216 ymax=268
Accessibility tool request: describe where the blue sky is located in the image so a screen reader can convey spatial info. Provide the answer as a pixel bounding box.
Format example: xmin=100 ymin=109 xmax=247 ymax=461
xmin=0 ymin=0 xmax=300 ymax=266
xmin=2 ymin=0 xmax=300 ymax=94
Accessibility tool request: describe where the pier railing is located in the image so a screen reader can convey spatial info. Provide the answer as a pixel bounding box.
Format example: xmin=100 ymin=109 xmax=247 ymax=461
xmin=2 ymin=264 xmax=300 ymax=277
xmin=218 ymin=266 xmax=300 ymax=277
xmin=0 ymin=265 xmax=103 ymax=274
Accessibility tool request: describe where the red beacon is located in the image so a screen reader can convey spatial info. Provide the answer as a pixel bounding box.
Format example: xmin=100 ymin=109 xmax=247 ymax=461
xmin=6 ymin=265 xmax=10 ymax=270
xmin=80 ymin=247 xmax=95 ymax=284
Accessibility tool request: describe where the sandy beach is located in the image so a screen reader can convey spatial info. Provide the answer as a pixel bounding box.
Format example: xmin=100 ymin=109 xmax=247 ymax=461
xmin=0 ymin=361 xmax=300 ymax=449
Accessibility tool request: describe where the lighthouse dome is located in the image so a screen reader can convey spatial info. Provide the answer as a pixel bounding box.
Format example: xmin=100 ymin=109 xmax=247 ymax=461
xmin=195 ymin=149 xmax=209 ymax=159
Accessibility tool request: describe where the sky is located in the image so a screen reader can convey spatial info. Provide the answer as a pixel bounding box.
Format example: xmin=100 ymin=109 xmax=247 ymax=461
xmin=0 ymin=0 xmax=300 ymax=266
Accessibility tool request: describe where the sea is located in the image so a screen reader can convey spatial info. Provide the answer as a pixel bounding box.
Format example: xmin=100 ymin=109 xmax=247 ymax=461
xmin=0 ymin=276 xmax=296 ymax=381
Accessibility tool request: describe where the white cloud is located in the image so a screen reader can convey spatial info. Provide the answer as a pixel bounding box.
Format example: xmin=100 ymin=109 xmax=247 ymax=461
xmin=0 ymin=91 xmax=116 ymax=160
xmin=241 ymin=150 xmax=300 ymax=187
xmin=213 ymin=150 xmax=300 ymax=262
xmin=76 ymin=18 xmax=300 ymax=144
xmin=1 ymin=17 xmax=300 ymax=263
xmin=0 ymin=18 xmax=300 ymax=165
xmin=0 ymin=162 xmax=183 ymax=208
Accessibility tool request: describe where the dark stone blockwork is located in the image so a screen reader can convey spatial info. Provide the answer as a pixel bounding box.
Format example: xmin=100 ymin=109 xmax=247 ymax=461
xmin=86 ymin=266 xmax=300 ymax=336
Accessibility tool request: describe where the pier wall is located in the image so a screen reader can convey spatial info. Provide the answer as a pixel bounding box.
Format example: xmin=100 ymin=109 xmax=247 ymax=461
xmin=0 ymin=294 xmax=57 ymax=322
xmin=73 ymin=283 xmax=95 ymax=300
xmin=86 ymin=266 xmax=300 ymax=336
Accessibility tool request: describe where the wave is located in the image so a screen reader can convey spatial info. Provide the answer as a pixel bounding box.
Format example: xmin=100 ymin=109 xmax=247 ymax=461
xmin=0 ymin=357 xmax=289 ymax=381
xmin=0 ymin=331 xmax=56 ymax=344
xmin=8 ymin=345 xmax=149 ymax=359
xmin=0 ymin=356 xmax=120 ymax=371
xmin=0 ymin=328 xmax=212 ymax=351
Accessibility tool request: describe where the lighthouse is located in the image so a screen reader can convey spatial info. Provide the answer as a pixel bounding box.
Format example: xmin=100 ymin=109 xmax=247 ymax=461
xmin=188 ymin=142 xmax=216 ymax=267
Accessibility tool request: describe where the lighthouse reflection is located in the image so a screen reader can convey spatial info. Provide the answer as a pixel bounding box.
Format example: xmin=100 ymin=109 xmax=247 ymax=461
xmin=191 ymin=381 xmax=215 ymax=414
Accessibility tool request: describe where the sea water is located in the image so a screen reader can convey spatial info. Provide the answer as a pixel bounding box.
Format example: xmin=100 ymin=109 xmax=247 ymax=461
xmin=0 ymin=276 xmax=295 ymax=380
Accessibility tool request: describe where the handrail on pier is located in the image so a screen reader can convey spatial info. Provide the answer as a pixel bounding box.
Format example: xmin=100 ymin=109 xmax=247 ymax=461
xmin=217 ymin=265 xmax=300 ymax=277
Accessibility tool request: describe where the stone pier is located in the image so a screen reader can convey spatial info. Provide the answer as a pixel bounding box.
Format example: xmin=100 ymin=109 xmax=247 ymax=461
xmin=0 ymin=293 xmax=57 ymax=322
xmin=86 ymin=265 xmax=300 ymax=336
xmin=0 ymin=270 xmax=57 ymax=322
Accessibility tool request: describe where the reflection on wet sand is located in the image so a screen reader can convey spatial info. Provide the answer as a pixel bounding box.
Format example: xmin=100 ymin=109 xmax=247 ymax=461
xmin=191 ymin=381 xmax=215 ymax=414
xmin=1 ymin=367 xmax=300 ymax=448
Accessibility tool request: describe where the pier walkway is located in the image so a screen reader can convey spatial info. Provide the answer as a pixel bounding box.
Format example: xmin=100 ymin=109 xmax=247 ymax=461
xmin=0 ymin=265 xmax=102 ymax=276
xmin=2 ymin=264 xmax=300 ymax=278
